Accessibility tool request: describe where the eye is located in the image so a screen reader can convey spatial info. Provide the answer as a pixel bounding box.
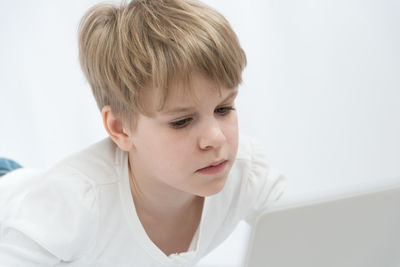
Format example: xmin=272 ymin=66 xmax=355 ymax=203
xmin=215 ymin=106 xmax=235 ymax=115
xmin=169 ymin=117 xmax=193 ymax=129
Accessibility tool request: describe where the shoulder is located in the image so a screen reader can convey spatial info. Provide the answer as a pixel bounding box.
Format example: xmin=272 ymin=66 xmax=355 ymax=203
xmin=225 ymin=134 xmax=286 ymax=219
xmin=231 ymin=134 xmax=284 ymax=188
xmin=53 ymin=137 xmax=121 ymax=185
xmin=0 ymin=161 xmax=101 ymax=261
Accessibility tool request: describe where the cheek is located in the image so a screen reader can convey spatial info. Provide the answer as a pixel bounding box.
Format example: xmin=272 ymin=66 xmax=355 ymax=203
xmin=148 ymin=131 xmax=194 ymax=173
xmin=132 ymin=118 xmax=195 ymax=179
xmin=225 ymin=113 xmax=239 ymax=148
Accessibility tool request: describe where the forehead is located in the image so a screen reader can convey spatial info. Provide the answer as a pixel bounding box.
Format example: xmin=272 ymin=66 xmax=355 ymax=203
xmin=143 ymin=72 xmax=236 ymax=115
xmin=166 ymin=73 xmax=221 ymax=101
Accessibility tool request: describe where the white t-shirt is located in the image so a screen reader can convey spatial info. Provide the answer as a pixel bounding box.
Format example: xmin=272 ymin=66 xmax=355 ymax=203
xmin=0 ymin=135 xmax=285 ymax=267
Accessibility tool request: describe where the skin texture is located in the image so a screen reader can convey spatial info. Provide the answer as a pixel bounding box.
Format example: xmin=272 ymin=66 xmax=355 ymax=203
xmin=102 ymin=72 xmax=239 ymax=255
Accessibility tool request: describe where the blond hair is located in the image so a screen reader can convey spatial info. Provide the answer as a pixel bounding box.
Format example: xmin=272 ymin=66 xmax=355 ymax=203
xmin=78 ymin=0 xmax=246 ymax=131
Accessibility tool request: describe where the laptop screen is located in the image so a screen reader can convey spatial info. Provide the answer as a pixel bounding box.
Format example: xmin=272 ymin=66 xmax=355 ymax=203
xmin=244 ymin=179 xmax=400 ymax=267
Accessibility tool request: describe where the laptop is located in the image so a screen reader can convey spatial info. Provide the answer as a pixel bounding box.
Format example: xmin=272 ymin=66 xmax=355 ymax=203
xmin=243 ymin=178 xmax=400 ymax=267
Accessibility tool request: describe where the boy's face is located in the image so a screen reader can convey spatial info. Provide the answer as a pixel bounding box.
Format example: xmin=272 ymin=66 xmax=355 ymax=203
xmin=128 ymin=72 xmax=239 ymax=197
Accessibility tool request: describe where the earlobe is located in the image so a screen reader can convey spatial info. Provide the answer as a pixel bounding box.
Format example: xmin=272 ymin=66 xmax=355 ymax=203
xmin=101 ymin=105 xmax=134 ymax=152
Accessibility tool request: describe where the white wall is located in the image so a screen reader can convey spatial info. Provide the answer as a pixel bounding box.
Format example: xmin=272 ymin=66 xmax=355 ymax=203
xmin=202 ymin=0 xmax=400 ymax=196
xmin=0 ymin=0 xmax=107 ymax=166
xmin=1 ymin=0 xmax=399 ymax=266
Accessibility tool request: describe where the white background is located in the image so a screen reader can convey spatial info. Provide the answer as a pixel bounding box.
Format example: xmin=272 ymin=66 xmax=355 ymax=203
xmin=1 ymin=0 xmax=399 ymax=266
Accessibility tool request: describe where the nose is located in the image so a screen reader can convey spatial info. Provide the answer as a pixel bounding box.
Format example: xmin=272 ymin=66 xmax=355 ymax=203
xmin=198 ymin=119 xmax=226 ymax=150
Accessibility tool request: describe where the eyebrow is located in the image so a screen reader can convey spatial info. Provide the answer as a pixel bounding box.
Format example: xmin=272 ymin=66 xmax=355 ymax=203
xmin=162 ymin=90 xmax=238 ymax=115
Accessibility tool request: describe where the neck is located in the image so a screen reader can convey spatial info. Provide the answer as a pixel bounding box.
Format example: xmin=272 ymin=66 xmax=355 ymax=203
xmin=127 ymin=155 xmax=204 ymax=256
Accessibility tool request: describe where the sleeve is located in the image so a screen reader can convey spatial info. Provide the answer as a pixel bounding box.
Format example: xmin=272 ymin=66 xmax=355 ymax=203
xmin=0 ymin=168 xmax=99 ymax=266
xmin=242 ymin=139 xmax=286 ymax=225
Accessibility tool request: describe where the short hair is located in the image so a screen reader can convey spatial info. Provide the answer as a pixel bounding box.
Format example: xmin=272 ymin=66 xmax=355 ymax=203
xmin=78 ymin=0 xmax=247 ymax=131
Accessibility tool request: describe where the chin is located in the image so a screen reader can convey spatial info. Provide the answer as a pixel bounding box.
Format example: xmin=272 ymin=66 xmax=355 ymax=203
xmin=199 ymin=175 xmax=228 ymax=197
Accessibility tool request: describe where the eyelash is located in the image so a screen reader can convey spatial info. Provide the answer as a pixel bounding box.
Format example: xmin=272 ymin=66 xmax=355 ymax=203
xmin=169 ymin=106 xmax=235 ymax=129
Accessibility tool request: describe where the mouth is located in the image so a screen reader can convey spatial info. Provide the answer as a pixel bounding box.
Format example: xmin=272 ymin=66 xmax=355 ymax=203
xmin=197 ymin=160 xmax=228 ymax=175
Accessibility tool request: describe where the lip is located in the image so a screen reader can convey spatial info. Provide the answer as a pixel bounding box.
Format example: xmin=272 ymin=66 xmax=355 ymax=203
xmin=197 ymin=160 xmax=228 ymax=175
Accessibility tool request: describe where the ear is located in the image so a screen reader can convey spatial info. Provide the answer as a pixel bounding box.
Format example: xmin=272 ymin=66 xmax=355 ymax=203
xmin=101 ymin=105 xmax=134 ymax=152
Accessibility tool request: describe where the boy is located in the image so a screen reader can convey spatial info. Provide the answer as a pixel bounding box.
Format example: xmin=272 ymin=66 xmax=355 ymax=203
xmin=0 ymin=0 xmax=285 ymax=266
